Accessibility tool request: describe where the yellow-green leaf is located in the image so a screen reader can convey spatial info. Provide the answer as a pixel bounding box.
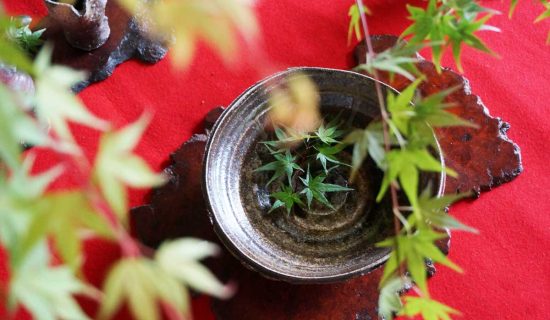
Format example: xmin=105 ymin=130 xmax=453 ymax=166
xmin=94 ymin=113 xmax=165 ymax=220
xmin=99 ymin=258 xmax=192 ymax=320
xmin=400 ymin=296 xmax=460 ymax=320
xmin=156 ymin=239 xmax=234 ymax=299
xmin=33 ymin=46 xmax=109 ymax=145
xmin=11 ymin=244 xmax=91 ymax=320
xmin=121 ymin=0 xmax=258 ymax=68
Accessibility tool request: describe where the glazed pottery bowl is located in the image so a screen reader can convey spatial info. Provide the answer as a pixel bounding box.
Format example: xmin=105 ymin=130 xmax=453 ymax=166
xmin=203 ymin=67 xmax=446 ymax=283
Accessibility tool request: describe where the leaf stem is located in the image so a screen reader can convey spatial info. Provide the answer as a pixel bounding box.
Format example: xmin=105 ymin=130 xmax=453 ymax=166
xmin=64 ymin=147 xmax=143 ymax=258
xmin=355 ymin=0 xmax=405 ymax=275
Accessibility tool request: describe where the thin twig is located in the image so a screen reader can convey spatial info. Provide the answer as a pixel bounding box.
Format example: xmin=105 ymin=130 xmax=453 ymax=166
xmin=355 ymin=0 xmax=405 ymax=275
xmin=67 ymin=148 xmax=142 ymax=258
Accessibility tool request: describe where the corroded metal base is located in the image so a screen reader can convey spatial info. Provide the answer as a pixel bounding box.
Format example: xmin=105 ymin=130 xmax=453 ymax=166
xmin=355 ymin=35 xmax=523 ymax=196
xmin=38 ymin=0 xmax=167 ymax=92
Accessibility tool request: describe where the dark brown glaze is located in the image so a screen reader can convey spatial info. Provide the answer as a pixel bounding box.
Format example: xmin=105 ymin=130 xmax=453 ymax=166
xmin=354 ymin=35 xmax=523 ymax=196
xmin=38 ymin=0 xmax=167 ymax=92
xmin=204 ymin=106 xmax=226 ymax=131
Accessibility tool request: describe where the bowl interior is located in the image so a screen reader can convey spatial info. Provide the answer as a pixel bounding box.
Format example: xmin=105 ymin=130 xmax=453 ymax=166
xmin=203 ymin=67 xmax=444 ymax=283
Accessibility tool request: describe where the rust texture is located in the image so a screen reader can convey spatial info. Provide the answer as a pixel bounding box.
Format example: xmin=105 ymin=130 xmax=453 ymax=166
xmin=131 ymin=35 xmax=522 ymax=319
xmin=213 ymin=262 xmax=384 ymax=320
xmin=355 ymin=35 xmax=523 ymax=196
xmin=39 ymin=0 xmax=167 ymax=92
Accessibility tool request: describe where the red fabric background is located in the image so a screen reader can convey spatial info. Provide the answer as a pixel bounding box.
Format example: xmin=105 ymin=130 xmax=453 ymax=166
xmin=2 ymin=0 xmax=549 ymax=319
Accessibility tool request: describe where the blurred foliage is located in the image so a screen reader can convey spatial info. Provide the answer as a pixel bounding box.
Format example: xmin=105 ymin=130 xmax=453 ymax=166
xmin=510 ymin=0 xmax=550 ymax=43
xmin=536 ymin=1 xmax=550 ymax=43
xmin=0 ymin=0 xmax=537 ymax=319
xmin=117 ymin=0 xmax=258 ymax=68
xmin=268 ymin=74 xmax=321 ymax=133
xmin=99 ymin=239 xmax=233 ymax=320
xmin=400 ymin=296 xmax=461 ymax=320
xmin=0 ymin=0 xmax=246 ymax=318
xmin=348 ymin=3 xmax=370 ymax=44
xmin=346 ymin=1 xmax=488 ymax=319
xmin=351 ymin=77 xmax=477 ymax=320
xmin=93 ymin=113 xmax=165 ymax=222
xmin=6 ymin=16 xmax=44 ymax=53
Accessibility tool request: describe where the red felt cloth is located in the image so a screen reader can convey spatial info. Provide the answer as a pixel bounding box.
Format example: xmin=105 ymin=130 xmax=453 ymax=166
xmin=2 ymin=0 xmax=549 ymax=319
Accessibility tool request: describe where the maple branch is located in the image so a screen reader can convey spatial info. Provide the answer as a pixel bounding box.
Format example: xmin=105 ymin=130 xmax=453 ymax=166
xmin=355 ymin=0 xmax=405 ymax=276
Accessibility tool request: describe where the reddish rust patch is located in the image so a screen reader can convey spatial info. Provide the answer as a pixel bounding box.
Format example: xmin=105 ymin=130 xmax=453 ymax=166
xmin=355 ymin=35 xmax=522 ymax=196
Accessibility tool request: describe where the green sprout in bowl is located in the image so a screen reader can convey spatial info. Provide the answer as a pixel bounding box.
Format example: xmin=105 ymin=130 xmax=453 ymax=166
xmin=255 ymin=116 xmax=354 ymax=215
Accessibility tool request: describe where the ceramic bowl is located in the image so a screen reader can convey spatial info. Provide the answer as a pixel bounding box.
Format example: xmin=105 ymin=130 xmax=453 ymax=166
xmin=203 ymin=67 xmax=445 ymax=283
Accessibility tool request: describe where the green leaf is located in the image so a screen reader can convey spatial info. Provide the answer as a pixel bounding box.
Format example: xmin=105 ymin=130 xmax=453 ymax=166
xmin=377 ymin=228 xmax=461 ymax=294
xmin=376 ymin=148 xmax=451 ymax=203
xmin=0 ymin=85 xmax=49 ymax=169
xmin=533 ymin=1 xmax=550 ymax=43
xmin=314 ymin=122 xmax=345 ymax=144
xmin=344 ymin=122 xmax=386 ymax=180
xmin=347 ymin=3 xmax=371 ymax=44
xmin=98 ymin=257 xmax=127 ymax=319
xmin=401 ymin=0 xmax=499 ymax=72
xmin=387 ymin=78 xmax=422 ymax=134
xmin=270 ymin=186 xmax=304 ymax=214
xmin=0 ymin=156 xmax=62 ymax=252
xmin=100 ymin=258 xmax=192 ymax=320
xmin=16 ymin=191 xmax=113 ymax=270
xmin=254 ymin=150 xmax=302 ymax=186
xmin=155 ymin=239 xmax=234 ymax=299
xmin=11 ymin=244 xmax=91 ymax=320
xmin=300 ymin=168 xmax=353 ymax=209
xmin=261 ymin=127 xmax=310 ymax=153
xmin=399 ymin=162 xmax=419 ymax=208
xmin=120 ymin=0 xmax=258 ymax=68
xmin=94 ymin=113 xmax=166 ymax=220
xmin=0 ymin=16 xmax=34 ymax=73
xmin=378 ymin=276 xmax=409 ymax=320
xmin=411 ymin=188 xmax=479 ymax=233
xmin=509 ymin=0 xmax=519 ymax=18
xmin=355 ymin=42 xmax=426 ymax=80
xmin=34 ymin=46 xmax=109 ymax=145
xmin=6 ymin=16 xmax=45 ymax=53
xmin=388 ymin=81 xmax=477 ymax=148
xmin=100 ymin=259 xmax=158 ymax=320
xmin=400 ymin=296 xmax=460 ymax=320
xmin=535 ymin=2 xmax=550 ymax=23
xmin=315 ymin=143 xmax=347 ymax=173
xmin=10 ymin=155 xmax=62 ymax=199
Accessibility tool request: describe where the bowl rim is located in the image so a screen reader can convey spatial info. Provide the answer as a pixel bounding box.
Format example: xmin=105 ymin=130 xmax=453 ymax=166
xmin=202 ymin=67 xmax=447 ymax=283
